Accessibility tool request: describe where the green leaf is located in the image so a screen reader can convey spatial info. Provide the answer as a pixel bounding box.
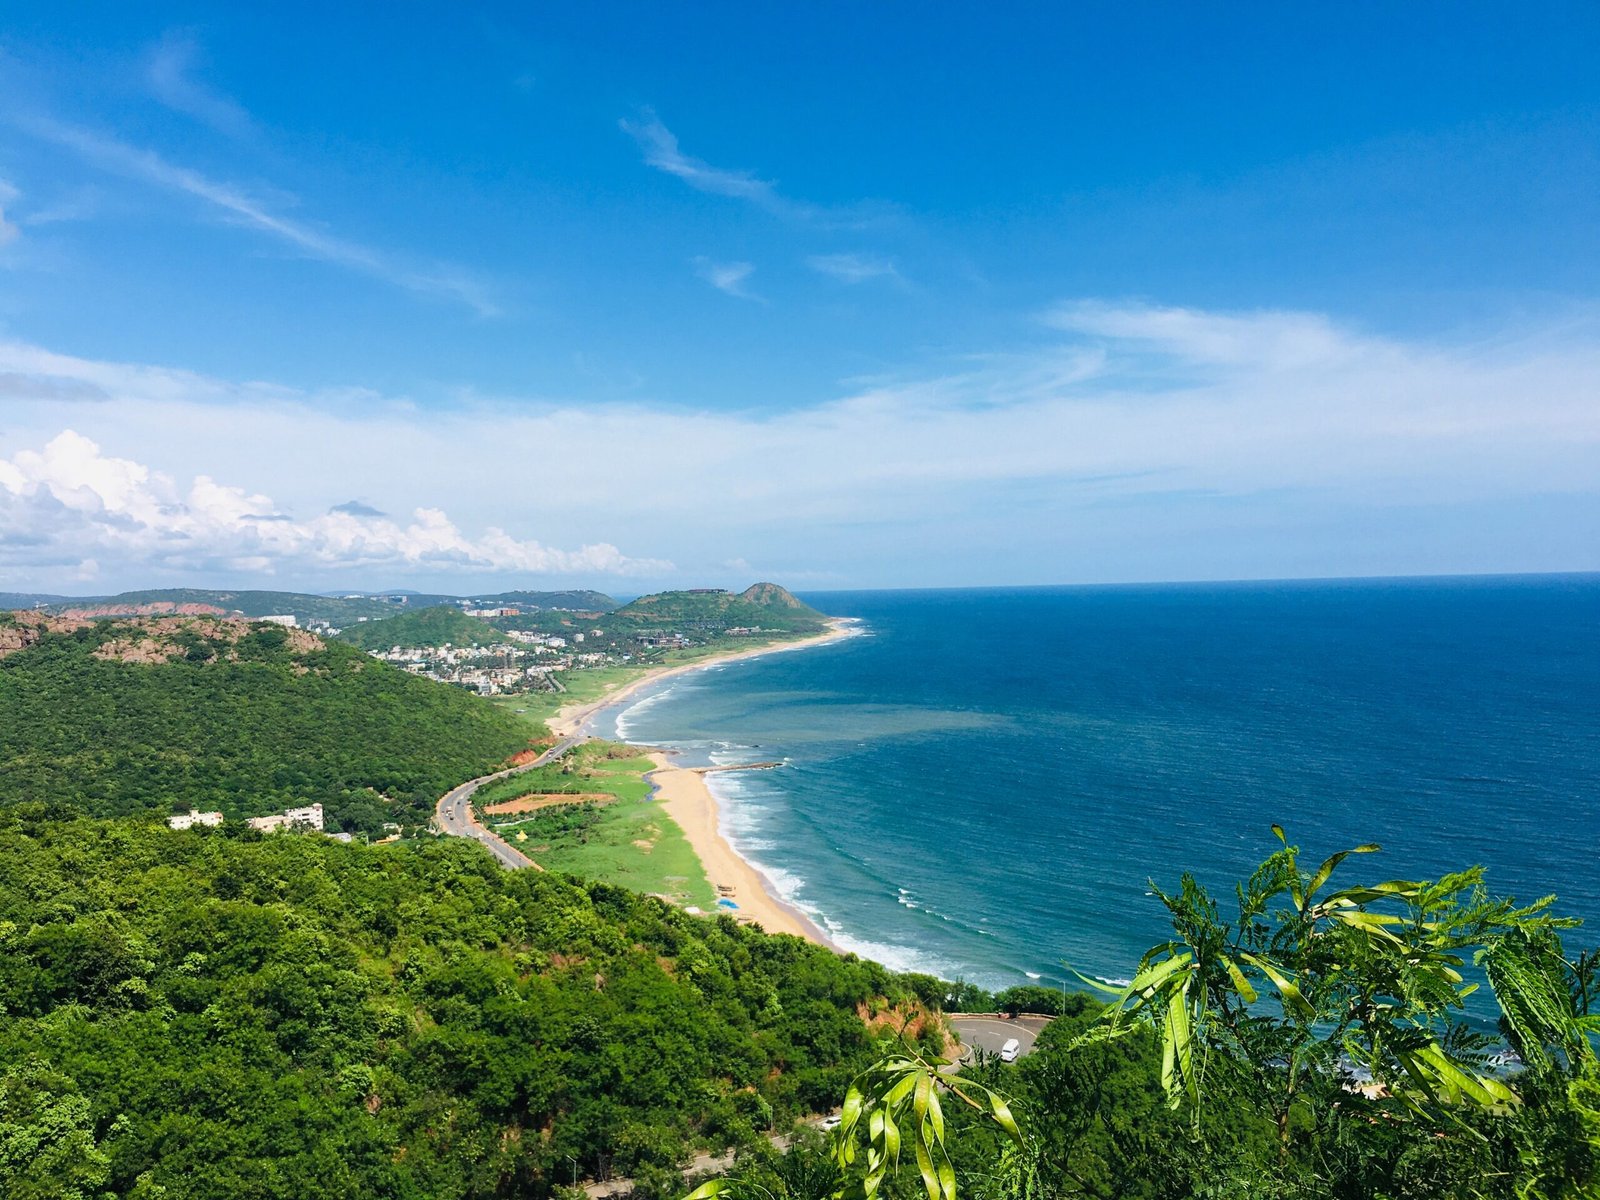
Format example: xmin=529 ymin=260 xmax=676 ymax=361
xmin=925 ymin=1083 xmax=945 ymax=1144
xmin=1223 ymin=955 xmax=1258 ymax=1004
xmin=987 ymin=1091 xmax=1023 ymax=1145
xmin=1128 ymin=952 xmax=1193 ymax=995
xmin=1239 ymin=952 xmax=1314 ymax=1021
xmin=913 ymin=1134 xmax=940 ymax=1200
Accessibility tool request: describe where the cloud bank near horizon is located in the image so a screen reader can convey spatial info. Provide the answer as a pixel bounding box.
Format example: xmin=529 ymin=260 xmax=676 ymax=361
xmin=0 ymin=298 xmax=1596 ymax=591
xmin=0 ymin=431 xmax=671 ymax=586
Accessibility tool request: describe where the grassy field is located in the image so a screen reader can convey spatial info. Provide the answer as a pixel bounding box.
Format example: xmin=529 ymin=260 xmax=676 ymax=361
xmin=476 ymin=741 xmax=716 ymax=907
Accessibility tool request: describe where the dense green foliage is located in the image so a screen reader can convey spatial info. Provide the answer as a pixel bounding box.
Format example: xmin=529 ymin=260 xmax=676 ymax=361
xmin=704 ymin=838 xmax=1600 ymax=1200
xmin=0 ymin=616 xmax=531 ymax=832
xmin=336 ymin=605 xmax=505 ymax=651
xmin=0 ymin=812 xmax=938 ymax=1199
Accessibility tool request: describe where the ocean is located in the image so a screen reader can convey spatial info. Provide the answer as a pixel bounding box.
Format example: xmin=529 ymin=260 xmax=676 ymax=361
xmin=590 ymin=576 xmax=1600 ymax=1011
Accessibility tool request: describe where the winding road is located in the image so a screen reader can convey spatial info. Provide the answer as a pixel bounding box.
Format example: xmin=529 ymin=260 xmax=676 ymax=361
xmin=433 ymin=732 xmax=587 ymax=869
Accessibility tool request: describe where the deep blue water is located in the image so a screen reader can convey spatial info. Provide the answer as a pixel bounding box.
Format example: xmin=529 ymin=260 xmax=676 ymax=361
xmin=591 ymin=576 xmax=1600 ymax=1008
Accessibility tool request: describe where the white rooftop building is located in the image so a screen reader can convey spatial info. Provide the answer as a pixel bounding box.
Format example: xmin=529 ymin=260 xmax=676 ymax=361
xmin=248 ymin=802 xmax=325 ymax=833
xmin=167 ymin=810 xmax=224 ymax=830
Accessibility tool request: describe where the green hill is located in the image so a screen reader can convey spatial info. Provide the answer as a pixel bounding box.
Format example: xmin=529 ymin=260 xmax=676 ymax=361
xmin=0 ymin=812 xmax=934 ymax=1199
xmin=336 ymin=605 xmax=503 ymax=651
xmin=613 ymin=582 xmax=825 ymax=634
xmin=0 ymin=612 xmax=531 ymax=832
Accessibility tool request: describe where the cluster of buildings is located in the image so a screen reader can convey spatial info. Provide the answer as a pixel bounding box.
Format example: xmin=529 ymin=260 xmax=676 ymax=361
xmin=165 ymin=802 xmax=327 ymax=835
xmin=365 ymin=637 xmax=604 ymax=696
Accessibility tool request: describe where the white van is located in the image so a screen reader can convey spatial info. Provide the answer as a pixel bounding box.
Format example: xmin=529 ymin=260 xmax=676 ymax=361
xmin=999 ymin=1038 xmax=1021 ymax=1063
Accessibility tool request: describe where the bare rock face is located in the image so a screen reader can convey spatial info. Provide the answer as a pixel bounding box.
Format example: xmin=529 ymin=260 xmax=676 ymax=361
xmin=55 ymin=601 xmax=232 ymax=620
xmin=0 ymin=612 xmax=324 ymax=663
xmin=0 ymin=612 xmax=91 ymax=658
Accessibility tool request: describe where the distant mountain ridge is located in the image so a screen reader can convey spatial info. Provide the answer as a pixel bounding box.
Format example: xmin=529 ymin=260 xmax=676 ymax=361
xmin=1 ymin=586 xmax=620 ymax=625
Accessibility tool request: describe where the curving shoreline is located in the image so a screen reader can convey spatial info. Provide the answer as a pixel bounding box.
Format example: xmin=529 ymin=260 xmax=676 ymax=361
xmin=648 ymin=754 xmax=833 ymax=944
xmin=546 ymin=617 xmax=860 ymax=740
xmin=553 ymin=618 xmax=860 ymax=945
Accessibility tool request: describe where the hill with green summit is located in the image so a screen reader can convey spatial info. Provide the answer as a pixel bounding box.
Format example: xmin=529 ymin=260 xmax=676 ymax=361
xmin=613 ymin=582 xmax=826 ymax=634
xmin=0 ymin=612 xmax=531 ymax=833
xmin=336 ymin=605 xmax=503 ymax=651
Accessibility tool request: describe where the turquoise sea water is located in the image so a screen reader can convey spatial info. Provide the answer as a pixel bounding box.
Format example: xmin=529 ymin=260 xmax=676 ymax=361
xmin=590 ymin=576 xmax=1600 ymax=1008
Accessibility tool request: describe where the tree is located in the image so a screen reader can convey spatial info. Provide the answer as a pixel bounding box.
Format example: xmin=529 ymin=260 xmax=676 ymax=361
xmin=1070 ymin=828 xmax=1599 ymax=1195
xmin=0 ymin=1057 xmax=113 ymax=1200
xmin=699 ymin=831 xmax=1600 ymax=1200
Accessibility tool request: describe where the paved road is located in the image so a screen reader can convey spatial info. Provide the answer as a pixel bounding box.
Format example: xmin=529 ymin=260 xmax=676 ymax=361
xmin=948 ymin=1015 xmax=1053 ymax=1063
xmin=434 ymin=733 xmax=587 ymax=870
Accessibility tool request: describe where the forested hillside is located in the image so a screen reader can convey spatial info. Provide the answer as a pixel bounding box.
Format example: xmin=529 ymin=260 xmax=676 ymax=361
xmin=336 ymin=605 xmax=503 ymax=650
xmin=0 ymin=812 xmax=932 ymax=1200
xmin=0 ymin=613 xmax=530 ymax=832
xmin=614 ymin=583 xmax=825 ymax=635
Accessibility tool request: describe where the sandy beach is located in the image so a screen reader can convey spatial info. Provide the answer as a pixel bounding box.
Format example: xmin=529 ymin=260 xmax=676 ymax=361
xmin=648 ymin=754 xmax=831 ymax=944
xmin=546 ymin=618 xmax=858 ymax=946
xmin=547 ymin=617 xmax=859 ymax=739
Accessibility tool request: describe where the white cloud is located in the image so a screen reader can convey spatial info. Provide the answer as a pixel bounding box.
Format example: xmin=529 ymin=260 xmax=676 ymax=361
xmin=621 ymin=109 xmax=785 ymax=208
xmin=146 ymin=31 xmax=254 ymax=137
xmin=0 ymin=431 xmax=672 ymax=582
xmin=19 ymin=117 xmax=498 ymax=315
xmin=1048 ymin=300 xmax=1356 ymax=370
xmin=0 ymin=301 xmax=1596 ymax=588
xmin=806 ymin=253 xmax=900 ymax=284
xmin=693 ymin=257 xmax=760 ymax=300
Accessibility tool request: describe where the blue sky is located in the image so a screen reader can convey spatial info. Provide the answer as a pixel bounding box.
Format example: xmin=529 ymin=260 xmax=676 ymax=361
xmin=0 ymin=3 xmax=1596 ymax=593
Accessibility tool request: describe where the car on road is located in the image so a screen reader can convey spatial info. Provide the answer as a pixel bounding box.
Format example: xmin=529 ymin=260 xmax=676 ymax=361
xmin=999 ymin=1038 xmax=1021 ymax=1063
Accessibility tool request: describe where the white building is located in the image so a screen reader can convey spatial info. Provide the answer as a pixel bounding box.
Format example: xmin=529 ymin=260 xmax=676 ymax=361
xmin=248 ymin=802 xmax=325 ymax=833
xmin=258 ymin=614 xmax=299 ymax=628
xmin=167 ymin=810 xmax=224 ymax=830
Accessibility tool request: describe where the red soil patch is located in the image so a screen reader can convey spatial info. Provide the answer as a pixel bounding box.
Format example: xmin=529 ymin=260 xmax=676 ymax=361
xmin=482 ymin=793 xmax=615 ymax=815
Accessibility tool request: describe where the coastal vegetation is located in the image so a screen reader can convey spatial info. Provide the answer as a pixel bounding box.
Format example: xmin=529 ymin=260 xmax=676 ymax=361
xmin=0 ymin=809 xmax=944 ymax=1200
xmin=7 ymin=598 xmax=1592 ymax=1197
xmin=477 ymin=741 xmax=717 ymax=907
xmin=0 ymin=612 xmax=531 ymax=833
xmin=611 ymin=584 xmax=827 ymax=637
xmin=335 ymin=604 xmax=505 ymax=651
xmin=699 ymin=834 xmax=1600 ymax=1200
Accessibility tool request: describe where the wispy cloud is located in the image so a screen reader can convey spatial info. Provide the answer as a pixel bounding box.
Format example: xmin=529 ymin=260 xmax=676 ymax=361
xmin=621 ymin=108 xmax=792 ymax=209
xmin=19 ymin=117 xmax=498 ymax=315
xmin=619 ymin=108 xmax=896 ymax=228
xmin=694 ymin=256 xmax=761 ymax=300
xmin=146 ymin=31 xmax=254 ymax=137
xmin=806 ymin=252 xmax=901 ymax=284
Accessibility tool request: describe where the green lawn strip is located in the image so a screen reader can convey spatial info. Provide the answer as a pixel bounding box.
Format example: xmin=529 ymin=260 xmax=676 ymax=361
xmin=503 ymin=799 xmax=716 ymax=909
xmin=477 ymin=741 xmax=716 ymax=907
